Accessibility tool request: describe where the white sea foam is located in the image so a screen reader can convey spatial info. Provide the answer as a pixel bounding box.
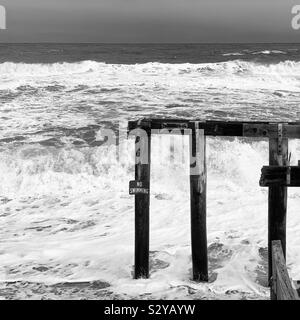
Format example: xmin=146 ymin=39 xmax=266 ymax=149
xmin=0 ymin=60 xmax=300 ymax=95
xmin=0 ymin=59 xmax=299 ymax=140
xmin=0 ymin=135 xmax=300 ymax=299
xmin=0 ymin=60 xmax=300 ymax=299
xmin=222 ymin=52 xmax=244 ymax=56
xmin=0 ymin=59 xmax=299 ymax=78
xmin=252 ymin=50 xmax=287 ymax=55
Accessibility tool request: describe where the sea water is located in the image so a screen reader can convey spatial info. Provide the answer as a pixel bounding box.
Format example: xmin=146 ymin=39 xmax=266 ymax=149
xmin=0 ymin=43 xmax=300 ymax=299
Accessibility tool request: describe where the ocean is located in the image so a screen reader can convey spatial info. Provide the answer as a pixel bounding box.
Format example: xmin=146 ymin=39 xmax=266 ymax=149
xmin=0 ymin=43 xmax=300 ymax=299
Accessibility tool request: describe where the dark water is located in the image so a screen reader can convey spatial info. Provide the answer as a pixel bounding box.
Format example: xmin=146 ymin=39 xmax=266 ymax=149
xmin=0 ymin=43 xmax=300 ymax=64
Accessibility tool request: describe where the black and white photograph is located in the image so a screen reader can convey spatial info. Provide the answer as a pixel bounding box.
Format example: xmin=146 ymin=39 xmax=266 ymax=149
xmin=0 ymin=0 xmax=300 ymax=305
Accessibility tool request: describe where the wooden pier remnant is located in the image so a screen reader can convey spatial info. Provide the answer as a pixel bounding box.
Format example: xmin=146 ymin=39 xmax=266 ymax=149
xmin=189 ymin=123 xmax=208 ymax=281
xmin=129 ymin=122 xmax=151 ymax=279
xmin=260 ymin=161 xmax=300 ymax=299
xmin=128 ymin=118 xmax=300 ymax=288
xmin=268 ymin=127 xmax=289 ymax=285
xmin=271 ymin=240 xmax=299 ymax=300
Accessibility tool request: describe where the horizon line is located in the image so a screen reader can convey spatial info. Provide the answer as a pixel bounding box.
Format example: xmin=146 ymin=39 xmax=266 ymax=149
xmin=0 ymin=41 xmax=300 ymax=45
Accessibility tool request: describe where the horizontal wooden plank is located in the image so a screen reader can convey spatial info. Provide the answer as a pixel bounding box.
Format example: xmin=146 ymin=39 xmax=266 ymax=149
xmin=243 ymin=123 xmax=276 ymax=138
xmin=272 ymin=240 xmax=299 ymax=300
xmin=260 ymin=166 xmax=300 ymax=187
xmin=128 ymin=119 xmax=300 ymax=138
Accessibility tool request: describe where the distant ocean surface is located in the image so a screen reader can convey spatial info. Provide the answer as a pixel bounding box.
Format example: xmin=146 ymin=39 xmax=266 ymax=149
xmin=1 ymin=43 xmax=300 ymax=64
xmin=0 ymin=43 xmax=300 ymax=299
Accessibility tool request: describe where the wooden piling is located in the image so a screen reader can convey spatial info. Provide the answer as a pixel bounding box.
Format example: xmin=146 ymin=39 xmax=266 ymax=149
xmin=268 ymin=127 xmax=288 ymax=289
xmin=127 ymin=119 xmax=300 ymax=287
xmin=189 ymin=124 xmax=208 ymax=282
xmin=134 ymin=129 xmax=151 ymax=279
xmin=271 ymin=240 xmax=299 ymax=300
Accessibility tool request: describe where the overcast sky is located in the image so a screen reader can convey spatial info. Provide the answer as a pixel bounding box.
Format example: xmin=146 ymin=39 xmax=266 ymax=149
xmin=0 ymin=0 xmax=299 ymax=43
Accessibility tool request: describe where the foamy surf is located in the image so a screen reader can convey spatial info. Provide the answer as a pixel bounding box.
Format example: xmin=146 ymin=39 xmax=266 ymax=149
xmin=0 ymin=59 xmax=300 ymax=141
xmin=0 ymin=59 xmax=300 ymax=79
xmin=0 ymin=55 xmax=300 ymax=299
xmin=1 ymin=134 xmax=300 ymax=299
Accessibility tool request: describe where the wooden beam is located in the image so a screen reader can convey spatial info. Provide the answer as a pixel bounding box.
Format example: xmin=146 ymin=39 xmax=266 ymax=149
xmin=189 ymin=124 xmax=208 ymax=282
xmin=128 ymin=119 xmax=300 ymax=138
xmin=260 ymin=166 xmax=300 ymax=187
xmin=268 ymin=131 xmax=288 ymax=285
xmin=134 ymin=129 xmax=151 ymax=279
xmin=271 ymin=240 xmax=299 ymax=300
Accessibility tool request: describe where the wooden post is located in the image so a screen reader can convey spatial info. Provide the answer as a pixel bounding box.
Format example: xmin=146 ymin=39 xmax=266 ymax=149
xmin=134 ymin=129 xmax=151 ymax=279
xmin=271 ymin=240 xmax=299 ymax=300
xmin=189 ymin=123 xmax=208 ymax=282
xmin=268 ymin=124 xmax=288 ymax=290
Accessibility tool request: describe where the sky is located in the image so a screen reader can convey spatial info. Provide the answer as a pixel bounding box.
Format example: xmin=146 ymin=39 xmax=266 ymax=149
xmin=0 ymin=0 xmax=299 ymax=43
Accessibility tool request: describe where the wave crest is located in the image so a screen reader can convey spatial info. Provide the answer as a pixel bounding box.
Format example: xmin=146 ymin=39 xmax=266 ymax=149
xmin=0 ymin=60 xmax=300 ymax=77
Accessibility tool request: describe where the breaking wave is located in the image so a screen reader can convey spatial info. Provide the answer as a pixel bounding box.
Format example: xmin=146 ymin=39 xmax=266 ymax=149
xmin=0 ymin=59 xmax=300 ymax=77
xmin=1 ymin=58 xmax=300 ymax=299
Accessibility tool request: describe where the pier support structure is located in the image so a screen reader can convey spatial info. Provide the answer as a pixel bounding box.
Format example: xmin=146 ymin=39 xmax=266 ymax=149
xmin=128 ymin=118 xmax=300 ymax=285
xmin=129 ymin=123 xmax=151 ymax=279
xmin=268 ymin=124 xmax=288 ymax=288
xmin=190 ymin=123 xmax=208 ymax=281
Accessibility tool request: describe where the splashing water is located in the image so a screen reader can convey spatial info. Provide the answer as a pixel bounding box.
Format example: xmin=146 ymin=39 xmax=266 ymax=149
xmin=1 ymin=53 xmax=300 ymax=299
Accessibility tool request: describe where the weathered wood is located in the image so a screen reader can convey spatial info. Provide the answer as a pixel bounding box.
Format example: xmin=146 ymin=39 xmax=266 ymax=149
xmin=127 ymin=118 xmax=300 ymax=290
xmin=134 ymin=130 xmax=151 ymax=279
xmin=189 ymin=124 xmax=208 ymax=281
xmin=260 ymin=166 xmax=300 ymax=187
xmin=268 ymin=135 xmax=288 ymax=284
xmin=128 ymin=119 xmax=300 ymax=138
xmin=271 ymin=240 xmax=299 ymax=300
